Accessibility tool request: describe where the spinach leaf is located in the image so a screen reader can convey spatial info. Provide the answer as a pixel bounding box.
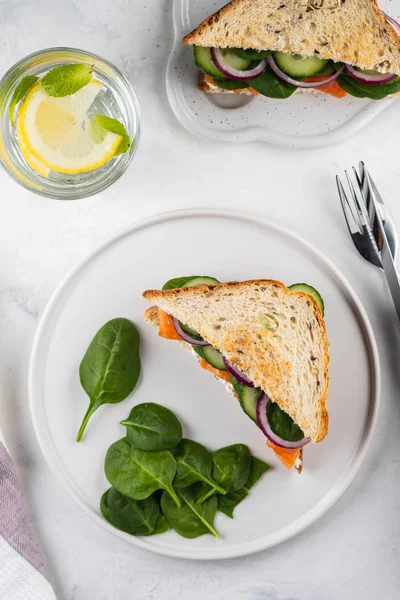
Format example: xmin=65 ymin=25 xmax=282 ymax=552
xmin=212 ymin=78 xmax=249 ymax=91
xmin=336 ymin=75 xmax=366 ymax=98
xmin=219 ymin=456 xmax=270 ymax=518
xmin=104 ymin=438 xmax=180 ymax=506
xmin=245 ymin=456 xmax=270 ymax=488
xmin=266 ymin=401 xmax=304 ymax=442
xmin=153 ymin=513 xmax=169 ymax=535
xmin=121 ymin=403 xmax=182 ymax=451
xmin=162 ymin=276 xmax=198 ymax=291
xmin=197 ymin=444 xmax=251 ymax=503
xmin=191 ymin=345 xmax=205 ymax=359
xmin=161 ymin=484 xmax=220 ymax=538
xmin=213 ymin=444 xmax=251 ymax=491
xmin=229 ymin=374 xmax=243 ymax=397
xmin=100 ymin=488 xmax=113 ymax=524
xmin=249 ymin=70 xmax=297 ymax=98
xmin=77 ymin=318 xmax=141 ymax=441
xmin=107 ymin=487 xmax=160 ymax=536
xmin=172 ymin=439 xmax=226 ymax=495
xmin=218 ymin=488 xmax=247 ymax=518
xmin=338 ymin=74 xmax=400 ymax=99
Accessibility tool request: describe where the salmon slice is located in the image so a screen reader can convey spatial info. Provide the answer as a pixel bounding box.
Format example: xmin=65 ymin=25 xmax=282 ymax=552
xmin=266 ymin=439 xmax=300 ymax=469
xmin=198 ymin=358 xmax=232 ymax=383
xmin=157 ymin=308 xmax=182 ymax=340
xmin=303 ymin=75 xmax=347 ymax=98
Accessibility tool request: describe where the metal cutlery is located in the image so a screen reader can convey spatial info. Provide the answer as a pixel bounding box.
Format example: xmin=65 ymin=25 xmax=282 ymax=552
xmin=337 ymin=163 xmax=400 ymax=322
xmin=359 ymin=161 xmax=399 ymax=262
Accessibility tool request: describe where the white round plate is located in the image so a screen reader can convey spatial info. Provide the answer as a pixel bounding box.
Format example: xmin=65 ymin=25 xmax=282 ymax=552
xmin=29 ymin=209 xmax=380 ymax=559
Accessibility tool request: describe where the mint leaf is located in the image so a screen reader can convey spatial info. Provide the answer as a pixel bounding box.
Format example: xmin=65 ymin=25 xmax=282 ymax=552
xmin=41 ymin=64 xmax=92 ymax=98
xmin=9 ymin=76 xmax=39 ymax=125
xmin=91 ymin=115 xmax=131 ymax=155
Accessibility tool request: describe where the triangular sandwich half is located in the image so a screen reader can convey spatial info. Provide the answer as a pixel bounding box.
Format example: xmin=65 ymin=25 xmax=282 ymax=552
xmin=183 ymin=0 xmax=400 ymax=100
xmin=143 ymin=280 xmax=330 ymax=472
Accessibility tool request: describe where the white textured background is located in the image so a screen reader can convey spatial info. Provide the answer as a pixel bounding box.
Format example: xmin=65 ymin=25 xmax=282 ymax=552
xmin=0 ymin=0 xmax=400 ymax=598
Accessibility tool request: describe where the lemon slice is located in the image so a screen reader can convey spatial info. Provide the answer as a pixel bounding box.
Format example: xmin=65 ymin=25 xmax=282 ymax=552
xmin=17 ymin=80 xmax=122 ymax=175
xmin=19 ymin=138 xmax=50 ymax=178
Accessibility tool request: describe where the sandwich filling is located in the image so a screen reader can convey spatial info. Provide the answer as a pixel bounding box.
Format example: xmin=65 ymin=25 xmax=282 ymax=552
xmin=193 ymin=46 xmax=400 ymax=100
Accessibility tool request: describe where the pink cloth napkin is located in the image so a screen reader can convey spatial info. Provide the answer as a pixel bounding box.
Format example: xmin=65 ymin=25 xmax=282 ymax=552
xmin=0 ymin=440 xmax=56 ymax=599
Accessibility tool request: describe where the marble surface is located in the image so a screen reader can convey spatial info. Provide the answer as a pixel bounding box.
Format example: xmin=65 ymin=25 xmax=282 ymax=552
xmin=1 ymin=1 xmax=400 ymax=598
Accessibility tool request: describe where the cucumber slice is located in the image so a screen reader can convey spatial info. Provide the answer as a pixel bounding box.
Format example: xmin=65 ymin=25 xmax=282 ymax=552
xmin=231 ymin=48 xmax=271 ymax=60
xmin=179 ymin=321 xmax=202 ymax=339
xmin=220 ymin=49 xmax=252 ymax=70
xmin=185 ymin=276 xmax=220 ymax=287
xmin=201 ymin=346 xmax=226 ymax=370
xmin=240 ymin=386 xmax=262 ymax=422
xmin=194 ymin=46 xmax=226 ymax=79
xmin=274 ymin=52 xmax=328 ymax=77
xmin=229 ymin=375 xmax=261 ymax=423
xmin=288 ymin=283 xmax=324 ymax=315
xmin=194 ymin=47 xmax=251 ymax=77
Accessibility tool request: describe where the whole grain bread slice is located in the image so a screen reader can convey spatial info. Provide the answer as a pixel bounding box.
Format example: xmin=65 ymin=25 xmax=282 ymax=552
xmin=143 ymin=280 xmax=329 ymax=442
xmin=183 ymin=0 xmax=400 ymax=75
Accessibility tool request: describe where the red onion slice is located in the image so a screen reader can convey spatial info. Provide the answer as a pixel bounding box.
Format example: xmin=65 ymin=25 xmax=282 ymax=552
xmin=172 ymin=317 xmax=210 ymax=346
xmin=256 ymin=393 xmax=310 ymax=450
xmin=267 ymin=55 xmax=344 ymax=88
xmin=382 ymin=11 xmax=400 ymax=35
xmin=211 ymin=48 xmax=268 ymax=81
xmin=345 ymin=64 xmax=397 ymax=85
xmin=223 ymin=357 xmax=254 ymax=387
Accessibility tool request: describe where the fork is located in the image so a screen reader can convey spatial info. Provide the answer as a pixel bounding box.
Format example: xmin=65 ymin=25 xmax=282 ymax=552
xmin=337 ymin=164 xmax=400 ymax=322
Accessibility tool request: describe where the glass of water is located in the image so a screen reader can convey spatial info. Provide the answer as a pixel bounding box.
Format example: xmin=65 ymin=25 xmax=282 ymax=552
xmin=0 ymin=47 xmax=141 ymax=200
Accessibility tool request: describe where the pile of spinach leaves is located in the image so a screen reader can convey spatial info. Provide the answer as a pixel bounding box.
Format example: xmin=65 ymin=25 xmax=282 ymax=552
xmin=102 ymin=402 xmax=270 ymax=539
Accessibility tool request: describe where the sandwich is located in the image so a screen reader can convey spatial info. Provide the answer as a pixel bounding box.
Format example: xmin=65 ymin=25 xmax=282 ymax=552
xmin=143 ymin=277 xmax=330 ymax=473
xmin=183 ymin=0 xmax=400 ymax=100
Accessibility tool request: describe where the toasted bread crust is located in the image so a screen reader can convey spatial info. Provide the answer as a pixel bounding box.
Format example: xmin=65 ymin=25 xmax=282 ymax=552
xmin=143 ymin=280 xmax=330 ymax=442
xmin=183 ymin=0 xmax=400 ymax=75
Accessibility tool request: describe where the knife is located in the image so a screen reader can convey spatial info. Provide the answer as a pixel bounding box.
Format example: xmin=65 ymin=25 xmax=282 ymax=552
xmin=365 ymin=169 xmax=400 ymax=322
